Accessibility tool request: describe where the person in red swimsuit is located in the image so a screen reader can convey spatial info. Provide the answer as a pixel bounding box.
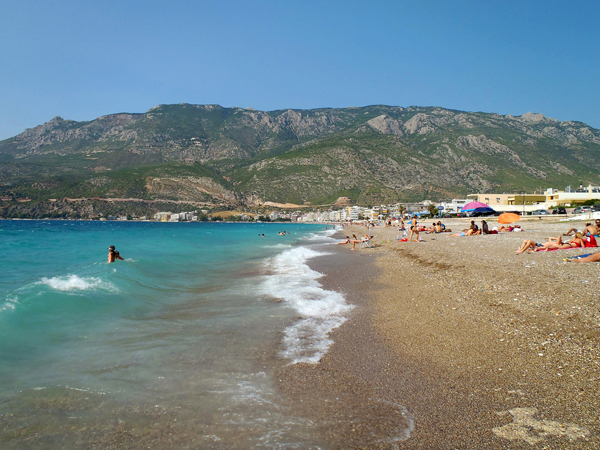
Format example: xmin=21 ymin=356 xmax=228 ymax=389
xmin=519 ymin=233 xmax=585 ymax=253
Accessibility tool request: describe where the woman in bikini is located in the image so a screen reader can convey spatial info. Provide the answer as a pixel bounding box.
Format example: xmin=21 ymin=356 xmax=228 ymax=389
xmin=533 ymin=233 xmax=584 ymax=252
xmin=516 ymin=233 xmax=584 ymax=253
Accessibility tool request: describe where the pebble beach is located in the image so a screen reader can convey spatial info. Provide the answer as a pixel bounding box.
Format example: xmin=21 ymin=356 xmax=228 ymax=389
xmin=280 ymin=218 xmax=600 ymax=449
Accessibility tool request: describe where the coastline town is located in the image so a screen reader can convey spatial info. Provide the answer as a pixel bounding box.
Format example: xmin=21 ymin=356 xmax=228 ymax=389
xmin=129 ymin=184 xmax=599 ymax=223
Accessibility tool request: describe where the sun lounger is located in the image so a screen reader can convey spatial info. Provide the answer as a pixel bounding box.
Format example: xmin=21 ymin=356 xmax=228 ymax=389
xmin=360 ymin=235 xmax=375 ymax=249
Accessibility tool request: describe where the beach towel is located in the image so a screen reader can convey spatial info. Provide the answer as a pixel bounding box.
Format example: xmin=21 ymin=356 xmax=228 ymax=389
xmin=564 ymin=254 xmax=593 ymax=261
xmin=584 ymin=235 xmax=597 ymax=248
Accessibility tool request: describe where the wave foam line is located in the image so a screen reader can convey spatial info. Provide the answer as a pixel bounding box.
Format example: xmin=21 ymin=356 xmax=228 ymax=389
xmin=302 ymin=228 xmax=338 ymax=243
xmin=36 ymin=275 xmax=118 ymax=292
xmin=1 ymin=295 xmax=19 ymax=313
xmin=260 ymin=246 xmax=353 ymax=364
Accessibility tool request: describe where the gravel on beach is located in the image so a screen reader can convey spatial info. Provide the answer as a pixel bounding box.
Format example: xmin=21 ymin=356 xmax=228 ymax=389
xmin=278 ymin=218 xmax=600 ymax=449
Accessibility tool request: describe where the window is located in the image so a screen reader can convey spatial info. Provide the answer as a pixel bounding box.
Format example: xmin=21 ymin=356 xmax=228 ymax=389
xmin=496 ymin=197 xmax=501 ymax=203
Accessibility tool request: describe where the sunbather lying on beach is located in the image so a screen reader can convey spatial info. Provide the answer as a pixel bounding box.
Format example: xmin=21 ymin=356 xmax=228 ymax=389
xmin=499 ymin=225 xmax=522 ymax=232
xmin=540 ymin=235 xmax=584 ymax=251
xmin=516 ymin=234 xmax=584 ymax=254
xmin=547 ymin=233 xmax=596 ymax=247
xmin=335 ymin=236 xmax=351 ymax=245
xmin=565 ymin=252 xmax=600 ymax=263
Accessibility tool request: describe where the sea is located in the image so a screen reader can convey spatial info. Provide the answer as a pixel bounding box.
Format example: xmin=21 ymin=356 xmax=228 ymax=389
xmin=0 ymin=220 xmax=352 ymax=448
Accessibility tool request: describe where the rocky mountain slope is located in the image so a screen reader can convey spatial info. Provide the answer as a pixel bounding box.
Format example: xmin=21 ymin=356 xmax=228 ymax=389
xmin=1 ymin=104 xmax=599 ymax=217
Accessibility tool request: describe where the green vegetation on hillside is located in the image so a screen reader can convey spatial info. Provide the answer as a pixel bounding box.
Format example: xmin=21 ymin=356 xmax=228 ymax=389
xmin=1 ymin=104 xmax=599 ymax=217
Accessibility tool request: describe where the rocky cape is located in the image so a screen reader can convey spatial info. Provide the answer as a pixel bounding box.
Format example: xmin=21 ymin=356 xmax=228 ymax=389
xmin=1 ymin=104 xmax=599 ymax=218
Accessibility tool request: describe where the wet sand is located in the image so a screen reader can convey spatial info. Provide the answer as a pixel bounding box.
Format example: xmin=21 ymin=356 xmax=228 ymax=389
xmin=281 ymin=219 xmax=600 ymax=449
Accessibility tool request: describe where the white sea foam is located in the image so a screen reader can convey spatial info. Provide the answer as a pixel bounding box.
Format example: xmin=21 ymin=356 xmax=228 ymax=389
xmin=1 ymin=295 xmax=19 ymax=313
xmin=301 ymin=228 xmax=338 ymax=244
xmin=263 ymin=244 xmax=293 ymax=249
xmin=260 ymin=246 xmax=353 ymax=364
xmin=36 ymin=275 xmax=118 ymax=292
xmin=376 ymin=401 xmax=415 ymax=444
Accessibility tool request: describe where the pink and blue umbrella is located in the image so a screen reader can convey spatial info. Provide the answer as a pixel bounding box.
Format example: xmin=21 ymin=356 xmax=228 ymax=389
xmin=461 ymin=201 xmax=490 ymax=212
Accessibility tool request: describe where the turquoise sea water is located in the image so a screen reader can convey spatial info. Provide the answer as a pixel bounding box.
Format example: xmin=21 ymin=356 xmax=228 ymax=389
xmin=0 ymin=220 xmax=350 ymax=448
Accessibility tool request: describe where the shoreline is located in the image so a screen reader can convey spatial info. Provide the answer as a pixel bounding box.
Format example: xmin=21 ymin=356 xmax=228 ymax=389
xmin=281 ymin=220 xmax=599 ymax=448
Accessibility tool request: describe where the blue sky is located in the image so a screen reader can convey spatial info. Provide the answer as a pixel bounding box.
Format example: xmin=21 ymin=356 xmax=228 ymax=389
xmin=1 ymin=1 xmax=598 ymax=140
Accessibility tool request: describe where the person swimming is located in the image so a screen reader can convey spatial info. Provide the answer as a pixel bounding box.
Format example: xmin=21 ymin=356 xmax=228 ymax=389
xmin=108 ymin=245 xmax=116 ymax=263
xmin=108 ymin=245 xmax=124 ymax=263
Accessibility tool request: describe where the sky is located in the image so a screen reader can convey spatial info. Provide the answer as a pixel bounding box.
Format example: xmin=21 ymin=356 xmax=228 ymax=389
xmin=1 ymin=0 xmax=599 ymax=140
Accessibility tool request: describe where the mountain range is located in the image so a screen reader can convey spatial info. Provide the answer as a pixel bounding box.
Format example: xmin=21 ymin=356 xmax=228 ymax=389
xmin=1 ymin=104 xmax=599 ymax=218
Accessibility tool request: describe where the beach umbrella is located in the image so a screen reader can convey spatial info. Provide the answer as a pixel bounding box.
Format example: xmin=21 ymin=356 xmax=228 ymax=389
xmin=471 ymin=207 xmax=495 ymax=213
xmin=461 ymin=201 xmax=490 ymax=212
xmin=469 ymin=207 xmax=496 ymax=216
xmin=498 ymin=212 xmax=520 ymax=224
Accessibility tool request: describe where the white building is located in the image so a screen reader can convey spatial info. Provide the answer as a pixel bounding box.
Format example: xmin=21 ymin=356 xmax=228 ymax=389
xmin=545 ymin=185 xmax=600 ymax=207
xmin=348 ymin=206 xmax=362 ymax=221
xmin=439 ymin=199 xmax=470 ymax=214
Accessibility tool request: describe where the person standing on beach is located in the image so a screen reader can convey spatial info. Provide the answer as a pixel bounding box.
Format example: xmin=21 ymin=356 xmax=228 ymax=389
xmin=410 ymin=225 xmax=419 ymax=242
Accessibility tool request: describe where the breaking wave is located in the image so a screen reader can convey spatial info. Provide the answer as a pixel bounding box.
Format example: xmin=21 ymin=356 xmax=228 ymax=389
xmin=36 ymin=275 xmax=118 ymax=293
xmin=259 ymin=246 xmax=353 ymax=364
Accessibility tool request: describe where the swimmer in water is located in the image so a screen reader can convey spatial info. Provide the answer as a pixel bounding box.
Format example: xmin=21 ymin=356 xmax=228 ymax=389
xmin=108 ymin=245 xmax=116 ymax=263
xmin=108 ymin=245 xmax=124 ymax=263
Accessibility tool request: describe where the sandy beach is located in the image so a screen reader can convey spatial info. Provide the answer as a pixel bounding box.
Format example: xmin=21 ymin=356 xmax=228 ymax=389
xmin=280 ymin=217 xmax=600 ymax=449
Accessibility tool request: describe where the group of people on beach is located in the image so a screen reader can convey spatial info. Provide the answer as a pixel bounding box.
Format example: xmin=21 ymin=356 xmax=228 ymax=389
xmin=516 ymin=219 xmax=600 ymax=262
xmin=398 ymin=215 xmax=450 ymax=242
xmin=448 ymin=220 xmax=523 ymax=237
xmin=335 ymin=233 xmax=374 ymax=250
xmin=334 ymin=215 xmax=600 ymax=263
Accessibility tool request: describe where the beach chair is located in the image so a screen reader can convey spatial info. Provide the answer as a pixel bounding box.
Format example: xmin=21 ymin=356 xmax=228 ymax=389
xmin=360 ymin=235 xmax=375 ymax=249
